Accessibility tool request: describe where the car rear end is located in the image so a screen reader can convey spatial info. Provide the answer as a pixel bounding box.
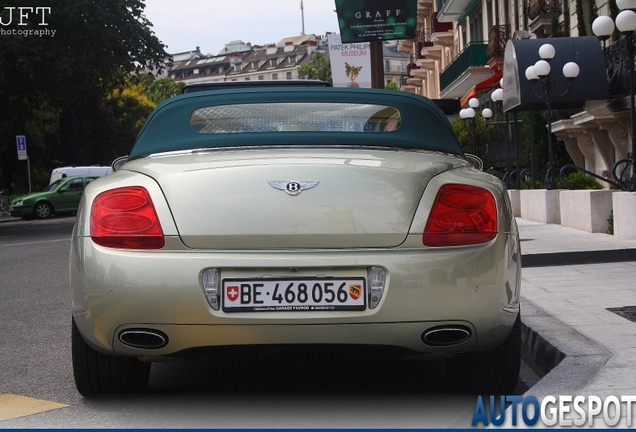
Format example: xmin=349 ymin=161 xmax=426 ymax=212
xmin=69 ymin=87 xmax=521 ymax=395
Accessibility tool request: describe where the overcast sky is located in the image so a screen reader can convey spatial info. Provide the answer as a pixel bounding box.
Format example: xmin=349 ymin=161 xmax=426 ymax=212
xmin=143 ymin=0 xmax=340 ymax=55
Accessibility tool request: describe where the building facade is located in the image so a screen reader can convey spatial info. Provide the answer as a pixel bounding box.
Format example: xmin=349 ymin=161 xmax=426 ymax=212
xmin=163 ymin=35 xmax=409 ymax=89
xmin=398 ymin=0 xmax=631 ymax=187
xmin=166 ymin=35 xmax=322 ymax=84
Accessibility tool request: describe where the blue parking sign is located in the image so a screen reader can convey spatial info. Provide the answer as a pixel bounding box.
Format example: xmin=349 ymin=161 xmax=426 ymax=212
xmin=16 ymin=135 xmax=27 ymax=160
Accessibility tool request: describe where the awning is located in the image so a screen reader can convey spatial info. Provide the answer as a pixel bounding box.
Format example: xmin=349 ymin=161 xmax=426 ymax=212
xmin=502 ymin=36 xmax=608 ymax=112
xmin=460 ymin=72 xmax=502 ymax=107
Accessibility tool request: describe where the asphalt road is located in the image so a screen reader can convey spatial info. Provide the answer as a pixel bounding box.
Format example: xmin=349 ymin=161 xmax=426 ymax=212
xmin=0 ymin=216 xmax=537 ymax=428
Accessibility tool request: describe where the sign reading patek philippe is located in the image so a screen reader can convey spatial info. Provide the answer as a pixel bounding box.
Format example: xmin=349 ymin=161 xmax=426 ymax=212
xmin=334 ymin=0 xmax=417 ymax=43
xmin=328 ymin=33 xmax=372 ymax=88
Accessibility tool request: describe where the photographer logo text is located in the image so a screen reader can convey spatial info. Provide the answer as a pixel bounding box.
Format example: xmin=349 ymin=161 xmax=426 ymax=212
xmin=0 ymin=7 xmax=55 ymax=37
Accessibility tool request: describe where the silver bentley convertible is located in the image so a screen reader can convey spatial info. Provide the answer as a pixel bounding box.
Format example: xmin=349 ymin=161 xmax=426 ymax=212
xmin=69 ymin=86 xmax=521 ymax=396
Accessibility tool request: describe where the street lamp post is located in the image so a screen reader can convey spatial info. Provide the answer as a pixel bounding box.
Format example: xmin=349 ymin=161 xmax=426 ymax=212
xmin=481 ymin=106 xmax=493 ymax=163
xmin=482 ymin=107 xmax=493 ymax=123
xmin=491 ymin=86 xmax=512 ymax=187
xmin=460 ymin=98 xmax=492 ymax=157
xmin=593 ymin=3 xmax=636 ymax=191
xmin=525 ymin=43 xmax=580 ymax=190
xmin=460 ymin=105 xmax=477 ymax=155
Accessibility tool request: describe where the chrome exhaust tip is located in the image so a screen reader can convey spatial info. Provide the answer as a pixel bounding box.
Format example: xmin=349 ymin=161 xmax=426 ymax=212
xmin=119 ymin=329 xmax=168 ymax=349
xmin=421 ymin=326 xmax=471 ymax=346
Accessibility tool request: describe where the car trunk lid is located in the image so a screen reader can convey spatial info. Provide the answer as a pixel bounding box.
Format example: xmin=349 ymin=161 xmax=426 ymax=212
xmin=124 ymin=148 xmax=464 ymax=249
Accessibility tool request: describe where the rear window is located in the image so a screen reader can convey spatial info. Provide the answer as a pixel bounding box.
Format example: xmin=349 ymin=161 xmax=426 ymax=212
xmin=190 ymin=103 xmax=401 ymax=134
xmin=131 ymin=88 xmax=465 ymax=159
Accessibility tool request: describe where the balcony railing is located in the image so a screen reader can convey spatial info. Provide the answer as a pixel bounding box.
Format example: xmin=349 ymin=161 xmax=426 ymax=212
xmin=418 ymin=31 xmax=432 ymax=45
xmin=440 ymin=42 xmax=488 ymax=91
xmin=527 ymin=0 xmax=562 ymax=20
xmin=487 ymin=25 xmax=510 ymax=58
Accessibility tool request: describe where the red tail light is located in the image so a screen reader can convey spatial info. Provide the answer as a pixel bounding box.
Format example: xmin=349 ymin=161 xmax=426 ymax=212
xmin=90 ymin=187 xmax=165 ymax=249
xmin=423 ymin=184 xmax=497 ymax=247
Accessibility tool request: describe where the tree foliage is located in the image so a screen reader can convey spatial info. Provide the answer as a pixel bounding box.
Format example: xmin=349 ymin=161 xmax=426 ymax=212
xmin=297 ymin=51 xmax=333 ymax=85
xmin=521 ymin=109 xmax=573 ymax=182
xmin=105 ymin=84 xmax=156 ymax=160
xmin=134 ymin=73 xmax=185 ymax=105
xmin=104 ymin=74 xmax=184 ymax=158
xmin=0 ymin=0 xmax=169 ymax=192
xmin=452 ymin=115 xmax=492 ymax=162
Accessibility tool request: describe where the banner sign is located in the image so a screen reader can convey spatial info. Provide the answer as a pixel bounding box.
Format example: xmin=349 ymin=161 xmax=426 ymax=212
xmin=328 ymin=34 xmax=372 ymax=88
xmin=334 ymin=0 xmax=418 ymax=43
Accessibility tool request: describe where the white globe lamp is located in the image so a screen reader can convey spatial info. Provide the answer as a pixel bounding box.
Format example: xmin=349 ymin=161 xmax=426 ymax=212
xmin=616 ymin=9 xmax=636 ymax=33
xmin=525 ymin=65 xmax=539 ymax=82
xmin=563 ymin=62 xmax=580 ymax=80
xmin=534 ymin=60 xmax=551 ymax=78
xmin=592 ymin=15 xmax=615 ymax=40
xmin=539 ymin=43 xmax=556 ymax=60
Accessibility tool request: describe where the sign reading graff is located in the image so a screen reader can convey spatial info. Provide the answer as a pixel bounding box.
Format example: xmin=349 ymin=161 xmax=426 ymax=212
xmin=335 ymin=0 xmax=418 ymax=43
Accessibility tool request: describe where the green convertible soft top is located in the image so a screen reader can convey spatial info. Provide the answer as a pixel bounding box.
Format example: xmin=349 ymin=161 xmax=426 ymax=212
xmin=130 ymin=87 xmax=463 ymax=159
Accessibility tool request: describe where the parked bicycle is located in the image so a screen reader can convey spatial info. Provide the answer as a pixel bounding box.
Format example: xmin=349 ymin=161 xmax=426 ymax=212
xmin=0 ymin=190 xmax=11 ymax=217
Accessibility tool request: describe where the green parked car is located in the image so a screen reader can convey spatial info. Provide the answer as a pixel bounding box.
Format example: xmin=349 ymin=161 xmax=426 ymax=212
xmin=10 ymin=175 xmax=100 ymax=220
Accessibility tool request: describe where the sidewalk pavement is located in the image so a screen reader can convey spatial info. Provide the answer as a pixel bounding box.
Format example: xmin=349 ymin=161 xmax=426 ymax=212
xmin=0 ymin=215 xmax=19 ymax=223
xmin=515 ymin=218 xmax=636 ymax=427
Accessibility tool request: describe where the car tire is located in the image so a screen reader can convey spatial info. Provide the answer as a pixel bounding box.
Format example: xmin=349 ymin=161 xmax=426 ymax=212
xmin=445 ymin=314 xmax=521 ymax=394
xmin=33 ymin=202 xmax=52 ymax=219
xmin=71 ymin=318 xmax=151 ymax=397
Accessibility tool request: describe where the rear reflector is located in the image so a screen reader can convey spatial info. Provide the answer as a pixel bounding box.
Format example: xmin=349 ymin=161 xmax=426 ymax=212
xmin=368 ymin=266 xmax=386 ymax=309
xmin=423 ymin=184 xmax=497 ymax=247
xmin=90 ymin=187 xmax=165 ymax=249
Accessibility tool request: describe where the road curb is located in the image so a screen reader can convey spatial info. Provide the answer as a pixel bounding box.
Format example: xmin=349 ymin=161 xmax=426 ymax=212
xmin=0 ymin=216 xmax=20 ymax=223
xmin=521 ymin=296 xmax=613 ymax=395
xmin=500 ymin=297 xmax=614 ymax=427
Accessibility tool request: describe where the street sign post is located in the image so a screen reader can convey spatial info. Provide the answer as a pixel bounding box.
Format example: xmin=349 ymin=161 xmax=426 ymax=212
xmin=16 ymin=135 xmax=27 ymax=160
xmin=16 ymin=135 xmax=32 ymax=193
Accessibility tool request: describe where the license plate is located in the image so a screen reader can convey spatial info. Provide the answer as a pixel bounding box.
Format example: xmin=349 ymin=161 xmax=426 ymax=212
xmin=222 ymin=278 xmax=366 ymax=312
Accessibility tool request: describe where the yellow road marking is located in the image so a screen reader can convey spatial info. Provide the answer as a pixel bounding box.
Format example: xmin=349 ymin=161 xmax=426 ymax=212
xmin=0 ymin=394 xmax=68 ymax=422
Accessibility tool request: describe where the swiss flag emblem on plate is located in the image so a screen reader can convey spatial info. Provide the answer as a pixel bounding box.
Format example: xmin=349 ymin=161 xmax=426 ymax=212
xmin=227 ymin=285 xmax=239 ymax=302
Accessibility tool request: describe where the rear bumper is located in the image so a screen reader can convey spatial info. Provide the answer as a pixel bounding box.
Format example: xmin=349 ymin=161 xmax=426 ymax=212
xmin=70 ymin=232 xmax=521 ymax=358
xmin=98 ymin=321 xmax=483 ymax=358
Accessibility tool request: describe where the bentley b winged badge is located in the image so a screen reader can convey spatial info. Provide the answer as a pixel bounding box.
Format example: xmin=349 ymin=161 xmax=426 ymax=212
xmin=268 ymin=180 xmax=319 ymax=196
